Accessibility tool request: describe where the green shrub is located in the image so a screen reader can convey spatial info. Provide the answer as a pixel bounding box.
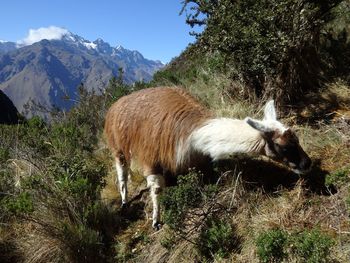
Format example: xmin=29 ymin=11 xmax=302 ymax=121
xmin=325 ymin=167 xmax=350 ymax=187
xmin=105 ymin=75 xmax=130 ymax=107
xmin=152 ymin=69 xmax=181 ymax=86
xmin=256 ymin=229 xmax=288 ymax=263
xmin=182 ymin=0 xmax=346 ymax=103
xmin=256 ymin=228 xmax=335 ymax=263
xmin=1 ymin=192 xmax=34 ymax=216
xmin=290 ymin=229 xmax=334 ymax=263
xmin=160 ymin=169 xmax=218 ymax=232
xmin=160 ymin=170 xmax=203 ymax=230
xmin=198 ymin=218 xmax=240 ymax=260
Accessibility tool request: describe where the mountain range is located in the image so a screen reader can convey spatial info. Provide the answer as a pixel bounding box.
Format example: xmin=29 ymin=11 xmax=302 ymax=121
xmin=0 ymin=30 xmax=164 ymax=118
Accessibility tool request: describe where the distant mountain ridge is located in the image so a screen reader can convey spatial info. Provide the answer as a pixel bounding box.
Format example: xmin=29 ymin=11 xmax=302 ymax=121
xmin=0 ymin=41 xmax=17 ymax=53
xmin=0 ymin=30 xmax=164 ymax=117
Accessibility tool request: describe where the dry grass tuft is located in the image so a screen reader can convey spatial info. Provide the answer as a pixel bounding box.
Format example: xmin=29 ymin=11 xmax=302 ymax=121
xmin=296 ymin=80 xmax=350 ymax=124
xmin=16 ymin=224 xmax=69 ymax=263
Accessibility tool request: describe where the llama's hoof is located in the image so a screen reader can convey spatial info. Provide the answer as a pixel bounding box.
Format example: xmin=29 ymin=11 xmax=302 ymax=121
xmin=152 ymin=222 xmax=162 ymax=231
xmin=120 ymin=202 xmax=128 ymax=211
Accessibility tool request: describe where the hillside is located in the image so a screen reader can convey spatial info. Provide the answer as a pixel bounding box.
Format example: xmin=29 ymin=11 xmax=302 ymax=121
xmin=1 ymin=1 xmax=350 ymax=263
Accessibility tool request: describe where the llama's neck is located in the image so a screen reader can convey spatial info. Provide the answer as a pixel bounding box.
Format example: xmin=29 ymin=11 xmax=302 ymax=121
xmin=188 ymin=118 xmax=266 ymax=161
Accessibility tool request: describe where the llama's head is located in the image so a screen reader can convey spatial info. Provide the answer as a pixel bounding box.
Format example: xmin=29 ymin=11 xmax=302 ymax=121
xmin=245 ymin=100 xmax=311 ymax=174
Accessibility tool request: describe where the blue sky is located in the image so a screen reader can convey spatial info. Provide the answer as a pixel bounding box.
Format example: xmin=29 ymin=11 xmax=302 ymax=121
xmin=0 ymin=0 xmax=202 ymax=63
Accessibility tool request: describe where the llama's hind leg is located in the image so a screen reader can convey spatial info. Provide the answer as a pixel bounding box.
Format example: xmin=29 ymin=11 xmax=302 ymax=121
xmin=146 ymin=171 xmax=165 ymax=230
xmin=115 ymin=152 xmax=129 ymax=208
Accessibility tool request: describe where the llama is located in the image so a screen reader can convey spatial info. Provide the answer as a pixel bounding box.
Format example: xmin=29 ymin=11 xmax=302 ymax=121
xmin=104 ymin=87 xmax=311 ymax=229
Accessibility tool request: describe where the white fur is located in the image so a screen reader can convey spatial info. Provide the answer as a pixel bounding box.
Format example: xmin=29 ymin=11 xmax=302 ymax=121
xmin=264 ymin=100 xmax=277 ymax=121
xmin=245 ymin=100 xmax=287 ymax=134
xmin=245 ymin=117 xmax=287 ymax=134
xmin=176 ymin=100 xmax=286 ymax=163
xmin=116 ymin=160 xmax=128 ymax=205
xmin=175 ymin=139 xmax=186 ymax=168
xmin=147 ymin=174 xmax=165 ymax=229
xmin=188 ymin=118 xmax=266 ymax=161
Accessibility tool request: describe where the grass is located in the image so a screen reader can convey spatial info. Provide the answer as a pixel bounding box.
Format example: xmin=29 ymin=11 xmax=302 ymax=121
xmin=1 ymin=59 xmax=350 ymax=262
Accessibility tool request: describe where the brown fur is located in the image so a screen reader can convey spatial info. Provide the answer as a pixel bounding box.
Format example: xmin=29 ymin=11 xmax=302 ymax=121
xmin=104 ymin=87 xmax=212 ymax=173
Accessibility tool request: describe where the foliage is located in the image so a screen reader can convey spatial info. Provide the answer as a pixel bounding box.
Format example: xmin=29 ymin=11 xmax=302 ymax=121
xmin=0 ymin=84 xmax=119 ymax=262
xmin=160 ymin=170 xmax=203 ymax=231
xmin=160 ymin=170 xmax=243 ymax=260
xmin=151 ymin=69 xmax=181 ymax=86
xmin=256 ymin=228 xmax=335 ymax=263
xmin=325 ymin=166 xmax=350 ymax=187
xmin=321 ymin=27 xmax=350 ymax=81
xmin=105 ymin=73 xmax=130 ymax=107
xmin=1 ymin=192 xmax=34 ymax=216
xmin=160 ymin=169 xmax=218 ymax=232
xmin=197 ymin=218 xmax=240 ymax=260
xmin=290 ymin=229 xmax=334 ymax=263
xmin=181 ymin=0 xmax=346 ymax=103
xmin=256 ymin=229 xmax=288 ymax=263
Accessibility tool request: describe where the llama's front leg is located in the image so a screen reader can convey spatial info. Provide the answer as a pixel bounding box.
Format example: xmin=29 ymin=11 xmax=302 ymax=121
xmin=146 ymin=174 xmax=165 ymax=230
xmin=115 ymin=156 xmax=129 ymax=208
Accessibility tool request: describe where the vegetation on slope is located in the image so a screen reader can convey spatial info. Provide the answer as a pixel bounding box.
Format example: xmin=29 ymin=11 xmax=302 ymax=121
xmin=1 ymin=0 xmax=350 ymax=262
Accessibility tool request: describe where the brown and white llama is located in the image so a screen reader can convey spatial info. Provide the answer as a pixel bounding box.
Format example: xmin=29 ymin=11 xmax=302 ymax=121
xmin=104 ymin=87 xmax=311 ymax=229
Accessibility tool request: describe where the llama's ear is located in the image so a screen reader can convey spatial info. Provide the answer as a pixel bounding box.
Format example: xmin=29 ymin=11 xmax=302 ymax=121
xmin=245 ymin=117 xmax=274 ymax=133
xmin=263 ymin=100 xmax=277 ymax=121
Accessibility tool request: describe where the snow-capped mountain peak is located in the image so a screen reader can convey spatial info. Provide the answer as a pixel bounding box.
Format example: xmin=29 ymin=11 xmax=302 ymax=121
xmin=60 ymin=32 xmax=97 ymax=50
xmin=93 ymin=38 xmax=113 ymax=54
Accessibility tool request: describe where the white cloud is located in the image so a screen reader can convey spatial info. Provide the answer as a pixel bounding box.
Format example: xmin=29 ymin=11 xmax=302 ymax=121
xmin=18 ymin=26 xmax=69 ymax=46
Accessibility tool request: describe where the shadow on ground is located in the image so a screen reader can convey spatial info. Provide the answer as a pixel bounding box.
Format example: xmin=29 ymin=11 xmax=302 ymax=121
xmin=214 ymin=156 xmax=336 ymax=196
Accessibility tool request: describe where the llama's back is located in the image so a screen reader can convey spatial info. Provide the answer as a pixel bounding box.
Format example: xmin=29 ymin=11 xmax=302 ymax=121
xmin=104 ymin=87 xmax=212 ymax=172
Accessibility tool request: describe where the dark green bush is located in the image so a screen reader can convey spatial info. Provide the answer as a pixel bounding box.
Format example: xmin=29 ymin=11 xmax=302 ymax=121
xmin=290 ymin=229 xmax=334 ymax=263
xmin=105 ymin=75 xmax=130 ymax=107
xmin=198 ymin=218 xmax=240 ymax=260
xmin=256 ymin=228 xmax=335 ymax=263
xmin=160 ymin=169 xmax=218 ymax=232
xmin=160 ymin=170 xmax=243 ymax=259
xmin=256 ymin=229 xmax=288 ymax=263
xmin=152 ymin=69 xmax=181 ymax=86
xmin=160 ymin=170 xmax=203 ymax=230
xmin=1 ymin=192 xmax=34 ymax=216
xmin=182 ymin=0 xmax=346 ymax=103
